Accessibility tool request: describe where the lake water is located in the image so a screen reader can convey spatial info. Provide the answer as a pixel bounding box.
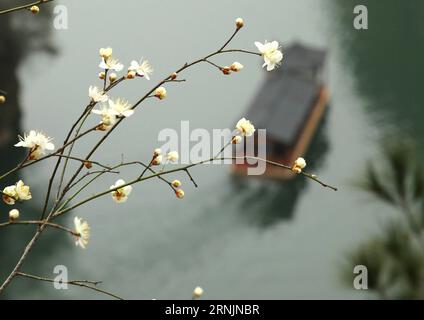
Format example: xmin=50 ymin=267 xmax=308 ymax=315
xmin=1 ymin=0 xmax=423 ymax=299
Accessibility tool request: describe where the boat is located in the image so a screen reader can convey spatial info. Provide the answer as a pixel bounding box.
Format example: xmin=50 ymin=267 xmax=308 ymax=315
xmin=231 ymin=42 xmax=329 ymax=180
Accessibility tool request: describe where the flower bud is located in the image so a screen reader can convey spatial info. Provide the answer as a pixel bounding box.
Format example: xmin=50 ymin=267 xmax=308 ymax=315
xmin=292 ymin=167 xmax=302 ymax=174
xmin=30 ymin=5 xmax=40 ymax=14
xmin=172 ymin=180 xmax=182 ymax=188
xmin=193 ymin=286 xmax=204 ymax=299
xmin=175 ymin=189 xmax=185 ymax=199
xmin=9 ymin=209 xmax=20 ymax=221
xmin=170 ymin=72 xmax=178 ymax=80
xmin=109 ymin=73 xmax=118 ymax=82
xmin=230 ymin=62 xmax=244 ymax=72
xmin=221 ymin=67 xmax=231 ymax=75
xmin=152 ymin=155 xmax=163 ymax=166
xmin=232 ymin=136 xmax=242 ymax=144
xmin=292 ymin=157 xmax=306 ymax=174
xmin=126 ymin=70 xmax=137 ymax=79
xmin=0 ymin=95 xmax=6 ymax=104
xmin=235 ymin=18 xmax=244 ymax=29
xmin=155 ymin=87 xmax=167 ymax=100
xmin=96 ymin=123 xmax=108 ymax=131
xmin=294 ymin=157 xmax=307 ymax=169
xmin=99 ymin=72 xmax=106 ymax=80
xmin=84 ymin=161 xmax=93 ymax=169
xmin=153 ymin=148 xmax=162 ymax=157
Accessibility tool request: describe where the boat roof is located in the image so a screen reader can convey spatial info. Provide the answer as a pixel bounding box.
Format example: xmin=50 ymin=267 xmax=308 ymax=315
xmin=245 ymin=42 xmax=327 ymax=146
xmin=284 ymin=42 xmax=327 ymax=70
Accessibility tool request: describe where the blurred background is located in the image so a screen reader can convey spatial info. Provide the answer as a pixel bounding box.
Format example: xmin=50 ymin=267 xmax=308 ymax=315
xmin=1 ymin=0 xmax=424 ymax=299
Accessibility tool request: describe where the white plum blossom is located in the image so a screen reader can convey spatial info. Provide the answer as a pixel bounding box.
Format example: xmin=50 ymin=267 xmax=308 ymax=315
xmin=74 ymin=217 xmax=90 ymax=249
xmin=167 ymin=151 xmax=179 ymax=163
xmin=110 ymin=179 xmax=133 ymax=203
xmin=2 ymin=180 xmax=31 ymax=205
xmin=14 ymin=130 xmax=55 ymax=160
xmin=92 ymin=106 xmax=118 ymax=130
xmin=108 ymin=98 xmax=134 ymax=118
xmin=15 ymin=180 xmax=32 ymax=201
xmin=88 ymin=86 xmax=108 ymax=103
xmin=236 ymin=118 xmax=255 ymax=137
xmin=128 ymin=59 xmax=153 ymax=80
xmin=2 ymin=186 xmax=18 ymax=205
xmin=99 ymin=57 xmax=124 ymax=72
xmin=254 ymin=41 xmax=283 ymax=71
xmin=99 ymin=47 xmax=113 ymax=60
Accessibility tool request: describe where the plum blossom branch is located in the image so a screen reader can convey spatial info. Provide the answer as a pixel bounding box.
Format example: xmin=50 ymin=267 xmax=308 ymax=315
xmin=58 ymin=160 xmax=178 ymax=213
xmin=54 ymin=27 xmax=262 ymax=207
xmin=0 ymin=17 xmax=330 ymax=300
xmin=52 ymin=155 xmax=112 ymax=170
xmin=184 ymin=169 xmax=198 ymax=188
xmin=53 ymin=153 xmax=337 ymax=218
xmin=0 ymin=220 xmax=78 ymax=236
xmin=0 ymin=124 xmax=99 ymax=182
xmin=15 ymin=272 xmax=123 ymax=300
xmin=0 ymin=0 xmax=55 ymax=15
xmin=67 ymin=169 xmax=120 ymax=191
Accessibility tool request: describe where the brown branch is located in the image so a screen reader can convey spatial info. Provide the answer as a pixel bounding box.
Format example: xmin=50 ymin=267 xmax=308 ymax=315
xmin=56 ymin=28 xmax=262 ymax=204
xmin=0 ymin=220 xmax=78 ymax=236
xmin=184 ymin=169 xmax=198 ymax=188
xmin=15 ymin=272 xmax=123 ymax=300
xmin=54 ymin=155 xmax=337 ymax=218
xmin=52 ymin=155 xmax=112 ymax=170
xmin=0 ymin=0 xmax=55 ymax=15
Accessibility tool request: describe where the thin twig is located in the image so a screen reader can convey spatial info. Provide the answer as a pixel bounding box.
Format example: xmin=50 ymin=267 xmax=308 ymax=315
xmin=39 ymin=123 xmax=98 ymax=220
xmin=54 ymin=155 xmax=337 ymax=217
xmin=204 ymin=59 xmax=223 ymax=71
xmin=0 ymin=0 xmax=55 ymax=15
xmin=0 ymin=220 xmax=78 ymax=236
xmin=15 ymin=272 xmax=123 ymax=300
xmin=0 ymin=123 xmax=98 ymax=182
xmin=52 ymin=154 xmax=112 ymax=170
xmin=67 ymin=169 xmax=120 ymax=191
xmin=184 ymin=169 xmax=198 ymax=188
xmin=57 ymin=32 xmax=262 ymax=202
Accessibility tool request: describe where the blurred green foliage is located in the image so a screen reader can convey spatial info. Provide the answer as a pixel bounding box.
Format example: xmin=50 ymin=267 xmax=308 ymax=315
xmin=343 ymin=140 xmax=424 ymax=299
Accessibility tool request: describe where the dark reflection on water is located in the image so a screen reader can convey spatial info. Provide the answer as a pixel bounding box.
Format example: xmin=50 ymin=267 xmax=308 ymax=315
xmin=231 ymin=108 xmax=330 ymax=227
xmin=0 ymin=4 xmax=57 ymax=299
xmin=329 ymin=0 xmax=424 ymax=152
